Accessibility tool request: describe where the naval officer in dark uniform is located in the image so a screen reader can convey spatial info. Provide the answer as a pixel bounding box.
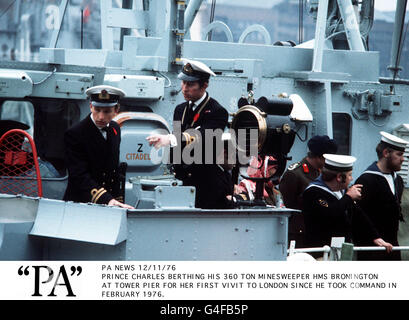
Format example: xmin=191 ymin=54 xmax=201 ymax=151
xmin=147 ymin=59 xmax=229 ymax=209
xmin=303 ymin=154 xmax=392 ymax=253
xmin=279 ymin=135 xmax=338 ymax=247
xmin=354 ymin=131 xmax=407 ymax=260
xmin=63 ymin=85 xmax=133 ymax=209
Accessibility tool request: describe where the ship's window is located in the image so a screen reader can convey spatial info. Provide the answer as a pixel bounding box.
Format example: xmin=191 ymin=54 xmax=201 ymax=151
xmin=332 ymin=113 xmax=352 ymax=155
xmin=0 ymin=100 xmax=34 ymax=136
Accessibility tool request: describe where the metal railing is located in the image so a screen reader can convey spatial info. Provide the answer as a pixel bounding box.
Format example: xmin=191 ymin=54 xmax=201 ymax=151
xmin=287 ymin=238 xmax=409 ymax=261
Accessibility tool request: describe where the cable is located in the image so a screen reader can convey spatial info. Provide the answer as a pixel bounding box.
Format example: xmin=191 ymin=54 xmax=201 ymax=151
xmin=157 ymin=71 xmax=172 ymax=88
xmin=33 ymin=67 xmax=57 ymax=85
xmin=208 ymin=0 xmax=216 ymax=41
xmin=368 ymin=113 xmax=389 ymax=128
xmin=325 ymin=30 xmax=345 ymax=40
xmin=210 ymin=0 xmax=216 ymax=23
xmin=295 ymin=123 xmax=308 ymax=142
xmin=299 ymin=0 xmax=303 ymax=44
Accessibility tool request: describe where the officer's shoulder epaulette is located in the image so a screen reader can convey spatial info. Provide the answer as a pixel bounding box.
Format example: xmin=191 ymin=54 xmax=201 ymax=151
xmin=287 ymin=162 xmax=301 ymax=171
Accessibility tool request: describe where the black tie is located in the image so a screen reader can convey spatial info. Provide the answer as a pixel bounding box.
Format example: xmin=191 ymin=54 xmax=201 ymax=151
xmin=185 ymin=102 xmax=194 ymax=126
xmin=101 ymin=127 xmax=109 ymax=141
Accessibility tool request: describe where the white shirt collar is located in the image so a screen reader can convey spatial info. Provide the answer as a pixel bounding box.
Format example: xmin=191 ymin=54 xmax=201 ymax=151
xmin=90 ymin=113 xmax=109 ymax=139
xmin=190 ymin=92 xmax=207 ymax=111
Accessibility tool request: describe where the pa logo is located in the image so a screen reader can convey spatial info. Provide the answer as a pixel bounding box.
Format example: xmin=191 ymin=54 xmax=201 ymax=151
xmin=18 ymin=265 xmax=82 ymax=297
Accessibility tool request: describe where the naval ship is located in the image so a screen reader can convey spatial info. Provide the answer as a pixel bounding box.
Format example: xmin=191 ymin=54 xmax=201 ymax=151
xmin=0 ymin=0 xmax=408 ymax=261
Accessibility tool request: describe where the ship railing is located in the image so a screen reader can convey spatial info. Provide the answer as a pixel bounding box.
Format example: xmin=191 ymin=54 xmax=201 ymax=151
xmin=287 ymin=238 xmax=409 ymax=261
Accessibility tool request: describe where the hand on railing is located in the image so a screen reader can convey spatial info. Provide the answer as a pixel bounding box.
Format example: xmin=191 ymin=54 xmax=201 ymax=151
xmin=373 ymin=238 xmax=393 ymax=253
xmin=108 ymin=198 xmax=135 ymax=209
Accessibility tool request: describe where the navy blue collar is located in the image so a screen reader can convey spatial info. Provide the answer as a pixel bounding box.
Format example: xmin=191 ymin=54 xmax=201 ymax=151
xmin=310 ymin=175 xmax=329 ymax=188
xmin=365 ymin=161 xmax=381 ymax=173
xmin=306 ymin=175 xmax=344 ymax=198
xmin=364 ymin=161 xmax=395 ymax=177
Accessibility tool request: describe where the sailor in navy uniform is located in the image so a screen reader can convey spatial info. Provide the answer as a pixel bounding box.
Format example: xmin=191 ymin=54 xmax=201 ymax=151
xmin=279 ymin=135 xmax=338 ymax=248
xmin=303 ymin=154 xmax=391 ymax=254
xmin=63 ymin=85 xmax=134 ymax=209
xmin=147 ymin=59 xmax=229 ymax=208
xmin=354 ymin=131 xmax=408 ymax=260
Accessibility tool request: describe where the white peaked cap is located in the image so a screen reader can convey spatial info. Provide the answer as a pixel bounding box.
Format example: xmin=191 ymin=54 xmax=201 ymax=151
xmin=380 ymin=131 xmax=408 ymax=151
xmin=182 ymin=59 xmax=216 ymax=76
xmin=85 ymin=85 xmax=125 ymax=107
xmin=323 ymin=154 xmax=357 ymax=172
xmin=178 ymin=58 xmax=216 ymax=81
xmin=85 ymin=85 xmax=125 ymax=97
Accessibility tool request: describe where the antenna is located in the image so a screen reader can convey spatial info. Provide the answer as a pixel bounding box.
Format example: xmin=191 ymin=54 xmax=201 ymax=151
xmin=80 ymin=9 xmax=83 ymax=49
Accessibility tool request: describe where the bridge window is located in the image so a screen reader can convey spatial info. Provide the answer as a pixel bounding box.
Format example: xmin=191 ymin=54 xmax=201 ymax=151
xmin=332 ymin=113 xmax=352 ymax=155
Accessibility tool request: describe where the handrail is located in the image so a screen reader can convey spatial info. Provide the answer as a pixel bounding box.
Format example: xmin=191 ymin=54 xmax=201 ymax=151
xmin=238 ymin=24 xmax=271 ymax=45
xmin=201 ymin=21 xmax=234 ymax=42
xmin=288 ymin=245 xmax=409 ymax=253
xmin=288 ymin=246 xmax=331 ymax=254
xmin=352 ymin=246 xmax=409 ymax=252
xmin=287 ymin=242 xmax=409 ymax=261
xmin=288 ymin=243 xmax=331 ymax=261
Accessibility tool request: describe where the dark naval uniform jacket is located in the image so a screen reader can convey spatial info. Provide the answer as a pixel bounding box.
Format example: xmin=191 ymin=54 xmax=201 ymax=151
xmin=354 ymin=162 xmax=404 ymax=260
xmin=172 ymin=92 xmax=229 ymax=209
xmin=63 ymin=114 xmax=122 ymax=205
xmin=201 ymin=165 xmax=235 ymax=209
xmin=279 ymin=157 xmax=320 ymax=247
xmin=303 ymin=176 xmax=378 ymax=249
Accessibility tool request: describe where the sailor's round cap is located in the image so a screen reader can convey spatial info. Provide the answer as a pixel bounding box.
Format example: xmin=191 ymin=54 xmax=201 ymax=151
xmin=86 ymin=85 xmax=125 ymax=107
xmin=380 ymin=131 xmax=408 ymax=152
xmin=178 ymin=58 xmax=216 ymax=82
xmin=323 ymin=154 xmax=357 ymax=172
xmin=307 ymin=135 xmax=338 ymax=156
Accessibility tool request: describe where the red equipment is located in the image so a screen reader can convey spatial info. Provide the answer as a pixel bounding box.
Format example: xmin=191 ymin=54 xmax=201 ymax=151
xmin=0 ymin=129 xmax=43 ymax=197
